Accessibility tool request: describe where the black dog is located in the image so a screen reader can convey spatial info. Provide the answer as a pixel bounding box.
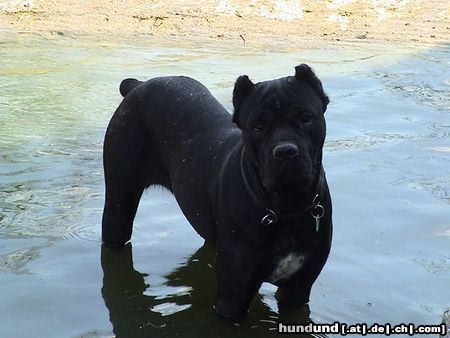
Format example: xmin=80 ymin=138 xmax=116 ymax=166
xmin=102 ymin=64 xmax=332 ymax=319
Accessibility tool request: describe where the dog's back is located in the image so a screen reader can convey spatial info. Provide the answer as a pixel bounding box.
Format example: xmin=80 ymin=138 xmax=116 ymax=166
xmin=102 ymin=76 xmax=239 ymax=245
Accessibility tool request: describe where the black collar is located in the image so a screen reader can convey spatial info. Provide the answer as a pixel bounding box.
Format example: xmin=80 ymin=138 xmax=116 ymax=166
xmin=240 ymin=147 xmax=324 ymax=228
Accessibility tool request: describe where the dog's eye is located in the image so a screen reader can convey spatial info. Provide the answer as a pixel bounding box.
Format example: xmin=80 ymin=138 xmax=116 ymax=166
xmin=253 ymin=123 xmax=264 ymax=132
xmin=298 ymin=112 xmax=313 ymax=123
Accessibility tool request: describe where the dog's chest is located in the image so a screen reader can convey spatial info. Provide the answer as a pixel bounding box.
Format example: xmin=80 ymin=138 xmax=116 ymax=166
xmin=267 ymin=253 xmax=305 ymax=283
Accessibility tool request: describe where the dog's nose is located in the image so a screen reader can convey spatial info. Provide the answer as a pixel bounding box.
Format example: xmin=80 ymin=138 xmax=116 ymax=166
xmin=273 ymin=143 xmax=299 ymax=161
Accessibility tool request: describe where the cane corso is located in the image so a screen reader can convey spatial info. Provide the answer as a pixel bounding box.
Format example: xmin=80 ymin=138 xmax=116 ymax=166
xmin=102 ymin=64 xmax=332 ymax=319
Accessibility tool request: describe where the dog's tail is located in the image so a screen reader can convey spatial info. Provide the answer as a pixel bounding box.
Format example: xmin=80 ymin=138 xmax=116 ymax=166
xmin=119 ymin=78 xmax=143 ymax=97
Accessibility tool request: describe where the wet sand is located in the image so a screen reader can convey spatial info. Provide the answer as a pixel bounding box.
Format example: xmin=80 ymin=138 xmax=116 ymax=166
xmin=1 ymin=0 xmax=449 ymax=47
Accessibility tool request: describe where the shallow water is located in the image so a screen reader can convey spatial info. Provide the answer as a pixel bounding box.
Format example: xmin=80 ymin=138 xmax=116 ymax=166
xmin=0 ymin=34 xmax=449 ymax=337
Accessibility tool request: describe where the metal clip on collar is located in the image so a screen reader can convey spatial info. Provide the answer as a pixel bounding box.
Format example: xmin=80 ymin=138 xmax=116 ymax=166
xmin=311 ymin=194 xmax=325 ymax=232
xmin=261 ymin=209 xmax=278 ymax=226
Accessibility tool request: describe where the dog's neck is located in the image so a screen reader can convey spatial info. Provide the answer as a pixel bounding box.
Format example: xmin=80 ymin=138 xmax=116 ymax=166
xmin=240 ymin=147 xmax=323 ymax=218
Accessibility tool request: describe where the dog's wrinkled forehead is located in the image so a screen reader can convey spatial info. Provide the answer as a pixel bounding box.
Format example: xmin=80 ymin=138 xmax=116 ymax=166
xmin=249 ymin=77 xmax=323 ymax=117
xmin=232 ymin=64 xmax=329 ymax=128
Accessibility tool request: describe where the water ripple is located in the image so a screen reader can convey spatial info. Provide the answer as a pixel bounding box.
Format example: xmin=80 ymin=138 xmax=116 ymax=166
xmin=373 ymin=47 xmax=450 ymax=112
xmin=413 ymin=256 xmax=450 ymax=276
xmin=0 ymin=245 xmax=45 ymax=274
xmin=325 ymin=132 xmax=412 ymax=151
xmin=393 ymin=175 xmax=450 ymax=204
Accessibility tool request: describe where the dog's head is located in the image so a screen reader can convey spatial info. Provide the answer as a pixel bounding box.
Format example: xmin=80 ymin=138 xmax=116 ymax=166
xmin=232 ymin=64 xmax=329 ymax=193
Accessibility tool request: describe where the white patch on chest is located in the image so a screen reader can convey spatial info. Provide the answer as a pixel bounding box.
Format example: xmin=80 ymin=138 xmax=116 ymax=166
xmin=268 ymin=253 xmax=305 ymax=283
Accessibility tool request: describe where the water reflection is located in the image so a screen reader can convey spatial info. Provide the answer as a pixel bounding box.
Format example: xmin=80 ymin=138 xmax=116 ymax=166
xmin=101 ymin=243 xmax=314 ymax=338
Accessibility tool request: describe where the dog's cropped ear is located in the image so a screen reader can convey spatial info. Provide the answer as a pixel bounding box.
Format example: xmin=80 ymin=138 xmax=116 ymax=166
xmin=295 ymin=64 xmax=330 ymax=113
xmin=232 ymin=75 xmax=255 ymax=127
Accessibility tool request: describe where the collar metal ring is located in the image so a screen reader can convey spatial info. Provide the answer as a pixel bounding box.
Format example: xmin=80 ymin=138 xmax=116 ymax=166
xmin=311 ymin=204 xmax=325 ymax=219
xmin=261 ymin=209 xmax=278 ymax=225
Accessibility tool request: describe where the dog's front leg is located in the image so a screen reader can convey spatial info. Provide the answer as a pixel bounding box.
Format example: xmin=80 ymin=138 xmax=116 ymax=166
xmin=274 ymin=260 xmax=325 ymax=306
xmin=275 ymin=280 xmax=312 ymax=306
xmin=214 ymin=246 xmax=262 ymax=319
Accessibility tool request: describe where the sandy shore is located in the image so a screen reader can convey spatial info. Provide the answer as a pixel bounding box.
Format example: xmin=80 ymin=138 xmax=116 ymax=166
xmin=0 ymin=0 xmax=449 ymax=46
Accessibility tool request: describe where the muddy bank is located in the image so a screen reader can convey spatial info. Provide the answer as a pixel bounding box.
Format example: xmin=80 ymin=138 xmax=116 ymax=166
xmin=1 ymin=0 xmax=448 ymax=47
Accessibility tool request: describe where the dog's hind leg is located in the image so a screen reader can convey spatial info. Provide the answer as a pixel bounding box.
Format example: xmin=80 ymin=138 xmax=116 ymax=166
xmin=101 ymin=109 xmax=170 ymax=246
